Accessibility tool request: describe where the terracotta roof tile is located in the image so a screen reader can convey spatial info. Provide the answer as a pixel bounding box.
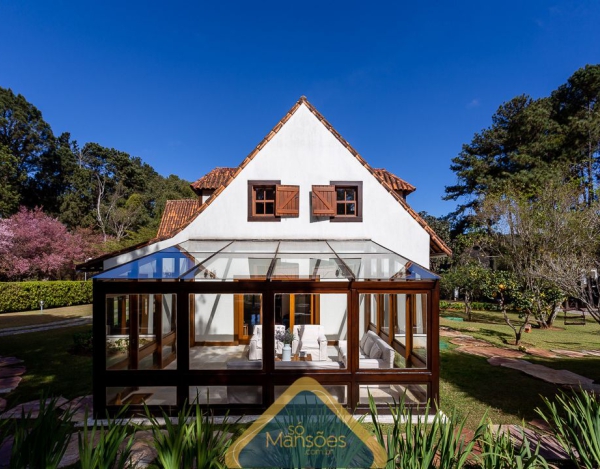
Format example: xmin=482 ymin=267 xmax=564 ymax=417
xmin=156 ymin=199 xmax=201 ymax=239
xmin=373 ymin=169 xmax=416 ymax=195
xmin=190 ymin=167 xmax=237 ymax=193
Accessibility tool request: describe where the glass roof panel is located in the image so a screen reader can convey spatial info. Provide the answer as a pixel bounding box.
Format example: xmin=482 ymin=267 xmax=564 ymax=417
xmin=277 ymin=241 xmax=333 ymax=254
xmin=271 ymin=254 xmax=350 ymax=280
xmin=186 ymin=254 xmax=275 ymax=281
xmin=94 ymin=247 xmax=202 ymax=279
xmin=220 ymin=241 xmax=279 ymax=253
xmin=327 ymin=240 xmax=392 ymax=254
xmin=178 ymin=240 xmax=231 ymax=253
xmin=94 ymin=239 xmax=438 ymax=281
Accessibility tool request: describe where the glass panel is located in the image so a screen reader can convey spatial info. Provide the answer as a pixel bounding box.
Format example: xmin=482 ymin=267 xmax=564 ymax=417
xmin=190 ymin=386 xmax=262 ymax=405
xmin=178 ymin=240 xmax=231 ymax=253
xmin=272 ymin=255 xmax=350 ymax=280
xmin=275 ymin=293 xmax=347 ymax=370
xmin=106 ymin=294 xmax=176 ymax=370
xmin=359 ymin=384 xmax=428 ymax=406
xmin=95 ymin=246 xmax=200 ymax=279
xmin=278 ymin=241 xmax=333 ymax=254
xmin=328 ymin=240 xmax=392 ymax=254
xmin=336 ymin=188 xmax=344 ymax=200
xmin=274 ymin=385 xmax=347 ymax=404
xmin=265 ymin=202 xmax=274 ymax=214
xmin=221 ymin=241 xmax=279 ymax=253
xmin=256 ymin=203 xmax=264 ymax=214
xmin=392 ymin=293 xmax=427 ymax=368
xmin=358 ymin=293 xmax=428 ymax=370
xmin=347 ymin=203 xmax=356 ymax=215
xmin=106 ymin=386 xmax=176 ymax=406
xmin=192 ymin=255 xmax=274 ymax=280
xmin=190 ymin=294 xmax=261 ymax=370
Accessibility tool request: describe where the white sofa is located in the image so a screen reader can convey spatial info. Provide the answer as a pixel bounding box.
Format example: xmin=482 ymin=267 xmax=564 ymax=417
xmin=338 ymin=330 xmax=396 ymax=369
xmin=292 ymin=324 xmax=328 ymax=361
xmin=248 ymin=325 xmax=285 ymax=360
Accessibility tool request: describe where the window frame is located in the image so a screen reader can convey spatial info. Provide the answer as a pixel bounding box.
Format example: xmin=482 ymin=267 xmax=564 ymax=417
xmin=248 ymin=180 xmax=281 ymax=222
xmin=330 ymin=181 xmax=363 ymax=223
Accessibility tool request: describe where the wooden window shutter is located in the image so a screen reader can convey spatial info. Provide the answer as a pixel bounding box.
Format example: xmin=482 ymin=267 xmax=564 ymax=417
xmin=275 ymin=185 xmax=300 ymax=216
xmin=311 ymin=185 xmax=336 ymax=216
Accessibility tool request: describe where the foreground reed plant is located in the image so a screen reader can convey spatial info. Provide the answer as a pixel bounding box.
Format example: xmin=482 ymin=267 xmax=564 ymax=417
xmin=144 ymin=399 xmax=236 ymax=469
xmin=9 ymin=395 xmax=76 ymax=469
xmin=77 ymin=406 xmax=135 ymax=469
xmin=368 ymin=395 xmax=477 ymax=469
xmin=189 ymin=404 xmax=237 ymax=469
xmin=369 ymin=394 xmax=548 ymax=469
xmin=536 ymin=388 xmax=600 ymax=469
xmin=476 ymin=423 xmax=547 ymax=469
xmin=145 ymin=402 xmax=195 ymax=469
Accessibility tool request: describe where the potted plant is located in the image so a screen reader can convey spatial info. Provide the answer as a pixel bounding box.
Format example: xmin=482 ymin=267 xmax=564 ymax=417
xmin=276 ymin=328 xmax=295 ymax=361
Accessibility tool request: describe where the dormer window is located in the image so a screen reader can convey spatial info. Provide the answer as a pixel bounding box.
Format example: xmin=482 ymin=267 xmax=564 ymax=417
xmin=248 ymin=181 xmax=299 ymax=221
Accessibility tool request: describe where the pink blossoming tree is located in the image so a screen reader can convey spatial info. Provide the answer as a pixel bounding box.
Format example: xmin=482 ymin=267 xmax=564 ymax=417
xmin=0 ymin=207 xmax=103 ymax=280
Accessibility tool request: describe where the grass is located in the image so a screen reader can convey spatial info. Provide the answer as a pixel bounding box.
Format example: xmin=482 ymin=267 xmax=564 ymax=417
xmin=440 ymin=308 xmax=600 ymax=351
xmin=439 ymin=307 xmax=600 ymax=429
xmin=0 ymin=304 xmax=92 ymax=329
xmin=0 ymin=325 xmax=92 ymax=407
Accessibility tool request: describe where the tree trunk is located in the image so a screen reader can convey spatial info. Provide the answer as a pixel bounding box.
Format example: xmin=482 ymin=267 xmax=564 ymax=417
xmin=464 ymin=293 xmax=472 ymax=321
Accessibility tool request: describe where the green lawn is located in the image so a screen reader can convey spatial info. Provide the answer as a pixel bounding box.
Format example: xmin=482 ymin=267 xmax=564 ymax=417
xmin=0 ymin=325 xmax=92 ymax=408
xmin=439 ymin=307 xmax=600 ymax=429
xmin=0 ymin=304 xmax=92 ymax=330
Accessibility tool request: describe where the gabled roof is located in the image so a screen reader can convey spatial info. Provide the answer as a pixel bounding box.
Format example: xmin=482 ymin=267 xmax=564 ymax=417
xmin=373 ymin=169 xmax=416 ymax=195
xmin=78 ymin=97 xmax=450 ymax=271
xmin=190 ymin=167 xmax=237 ymax=194
xmin=156 ymin=199 xmax=202 ymax=239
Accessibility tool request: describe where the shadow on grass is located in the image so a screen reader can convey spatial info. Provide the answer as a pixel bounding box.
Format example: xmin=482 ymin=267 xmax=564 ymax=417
xmin=440 ymin=349 xmax=559 ymax=423
xmin=0 ymin=313 xmax=90 ymax=330
xmin=473 ymin=328 xmax=514 ymax=343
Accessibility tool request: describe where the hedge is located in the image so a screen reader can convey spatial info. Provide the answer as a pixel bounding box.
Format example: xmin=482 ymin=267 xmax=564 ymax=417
xmin=0 ymin=281 xmax=92 ymax=313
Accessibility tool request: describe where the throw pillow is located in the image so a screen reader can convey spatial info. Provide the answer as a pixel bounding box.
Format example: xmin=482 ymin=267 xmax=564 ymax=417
xmin=360 ymin=333 xmax=369 ymax=350
xmin=363 ymin=337 xmax=375 ymax=355
xmin=369 ymin=343 xmax=383 ymax=360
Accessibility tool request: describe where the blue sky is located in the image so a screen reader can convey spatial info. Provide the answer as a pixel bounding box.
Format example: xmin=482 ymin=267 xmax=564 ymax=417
xmin=1 ymin=1 xmax=599 ymax=217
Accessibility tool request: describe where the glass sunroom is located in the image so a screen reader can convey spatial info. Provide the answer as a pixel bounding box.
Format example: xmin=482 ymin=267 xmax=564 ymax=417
xmin=92 ymin=239 xmax=440 ymax=416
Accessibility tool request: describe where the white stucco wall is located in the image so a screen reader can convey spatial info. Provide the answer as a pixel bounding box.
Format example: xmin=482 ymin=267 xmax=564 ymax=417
xmin=193 ymin=294 xmax=235 ymax=342
xmin=103 ymin=102 xmax=430 ymax=270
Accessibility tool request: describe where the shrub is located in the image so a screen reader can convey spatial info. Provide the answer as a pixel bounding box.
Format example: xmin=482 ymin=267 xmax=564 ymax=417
xmin=0 ymin=280 xmax=92 ymax=312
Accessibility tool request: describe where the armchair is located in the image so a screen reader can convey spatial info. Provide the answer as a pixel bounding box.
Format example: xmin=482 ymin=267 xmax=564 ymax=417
xmin=248 ymin=325 xmax=286 ymax=360
xmin=292 ymin=325 xmax=328 ymax=361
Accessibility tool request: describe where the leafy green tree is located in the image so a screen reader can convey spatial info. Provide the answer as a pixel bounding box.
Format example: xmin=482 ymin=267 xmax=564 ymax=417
xmin=0 ymin=144 xmax=21 ymax=217
xmin=0 ymin=87 xmax=54 ymax=208
xmin=445 ymin=64 xmax=600 ymax=231
xmin=481 ymin=270 xmax=532 ymax=346
xmin=551 ymin=64 xmax=600 ymax=205
xmin=441 ymin=263 xmax=488 ymax=321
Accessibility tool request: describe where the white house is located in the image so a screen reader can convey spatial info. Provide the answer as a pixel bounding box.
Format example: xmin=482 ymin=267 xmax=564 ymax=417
xmin=82 ymin=97 xmax=450 ymax=416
